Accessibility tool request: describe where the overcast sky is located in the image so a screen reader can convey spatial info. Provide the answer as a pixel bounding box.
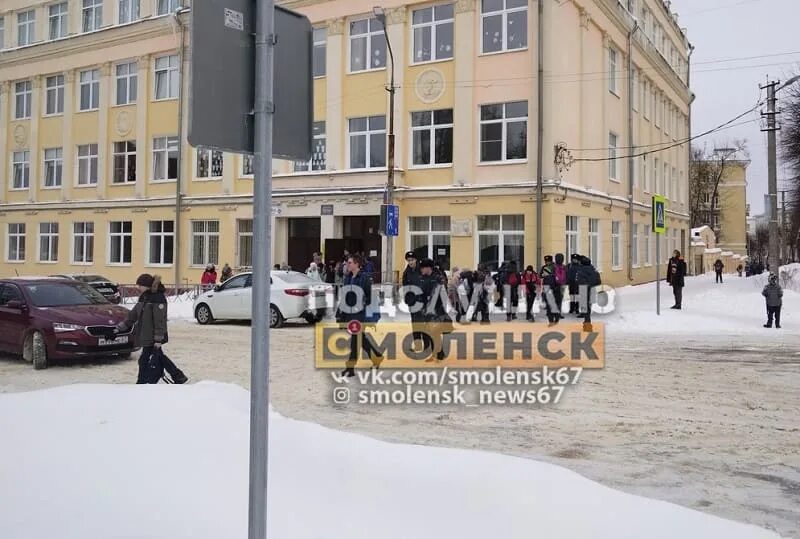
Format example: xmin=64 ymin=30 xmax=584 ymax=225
xmin=668 ymin=0 xmax=800 ymax=214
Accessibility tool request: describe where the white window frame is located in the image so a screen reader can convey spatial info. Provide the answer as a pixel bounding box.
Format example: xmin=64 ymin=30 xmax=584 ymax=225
xmin=608 ymin=132 xmax=619 ymax=181
xmin=480 ymin=0 xmax=528 ymax=55
xmin=478 ymin=101 xmax=528 ymax=163
xmin=632 ymin=223 xmax=639 ymax=267
xmin=196 ymin=148 xmax=224 ymax=179
xmin=7 ymin=223 xmax=26 ymax=263
xmin=17 ymin=10 xmax=35 ymax=47
xmin=565 ymin=215 xmax=579 ymax=260
xmin=671 ymin=166 xmax=677 ymax=202
xmin=411 ymin=3 xmax=454 ymax=65
xmin=190 ymin=220 xmax=220 ymax=267
xmin=293 ymin=121 xmax=327 ymax=172
xmin=313 ymin=27 xmax=326 ymax=77
xmin=475 ymin=214 xmax=525 ymax=269
xmin=665 ymin=101 xmax=671 ymax=136
xmin=655 ymin=92 xmax=661 ymax=128
xmin=146 ymin=220 xmax=174 ymax=266
xmin=611 ymin=221 xmax=622 ymax=270
xmin=43 ymin=147 xmax=63 ymax=188
xmin=38 ymin=222 xmax=59 ymax=263
xmin=152 ymin=136 xmax=178 ymax=181
xmin=644 ymin=224 xmax=652 ymax=266
xmin=72 ymin=222 xmax=94 ymax=264
xmin=12 ymin=150 xmax=31 ymax=190
xmin=45 ymin=74 xmax=65 ymax=116
xmin=49 ymin=2 xmax=69 ymax=40
xmin=0 ymin=18 xmax=5 ymax=50
xmin=79 ymin=69 xmax=100 ymax=111
xmin=156 ymin=0 xmax=179 ymax=17
xmin=118 ymin=0 xmax=140 ymax=24
xmin=642 ymin=154 xmax=649 ymax=193
xmin=679 ymin=170 xmax=684 ymax=204
xmin=643 ymin=79 xmax=650 ymax=120
xmin=154 ymin=54 xmax=179 ymax=100
xmin=347 ymin=115 xmax=386 ymax=169
xmin=410 ymin=109 xmax=453 ymax=168
xmin=608 ymin=46 xmax=618 ymax=95
xmin=653 ymin=157 xmax=659 ymax=195
xmin=663 ymin=162 xmax=669 ymax=197
xmin=15 ymin=80 xmax=32 ymax=120
xmin=82 ymin=0 xmax=103 ymax=33
xmin=115 ymin=61 xmax=138 ymax=105
xmin=77 ymin=144 xmax=99 ymax=186
xmin=241 ymin=155 xmax=254 ymax=177
xmin=108 ymin=221 xmax=133 ymax=265
xmin=588 ymin=218 xmax=600 ymax=270
xmin=348 ymin=17 xmax=386 ymax=73
xmin=112 ymin=140 xmax=137 ymax=184
xmin=408 ymin=216 xmax=452 ymax=269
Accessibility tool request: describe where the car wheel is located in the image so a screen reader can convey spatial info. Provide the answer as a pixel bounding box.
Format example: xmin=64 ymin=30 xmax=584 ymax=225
xmin=26 ymin=331 xmax=48 ymax=370
xmin=304 ymin=313 xmax=324 ymax=325
xmin=195 ymin=303 xmax=214 ymax=325
xmin=269 ymin=304 xmax=284 ymax=329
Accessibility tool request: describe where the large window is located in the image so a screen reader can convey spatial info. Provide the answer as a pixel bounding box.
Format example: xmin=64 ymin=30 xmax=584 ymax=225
xmin=643 ymin=224 xmax=652 ymax=265
xmin=608 ymin=132 xmax=618 ymax=180
xmin=632 ymin=69 xmax=639 ymax=111
xmin=72 ymin=222 xmax=94 ymax=264
xmin=632 ymin=224 xmax=639 ymax=267
xmin=588 ymin=218 xmax=600 ymax=267
xmin=44 ymin=148 xmax=63 ymax=188
xmin=411 ymin=109 xmax=453 ymax=166
xmin=17 ymin=10 xmax=35 ymax=47
xmin=313 ymin=27 xmax=326 ymax=77
xmin=480 ymin=101 xmax=527 ymax=162
xmin=412 ymin=3 xmax=454 ymax=63
xmin=611 ymin=221 xmax=622 ymax=269
xmin=671 ymin=166 xmax=677 ymax=201
xmin=481 ymin=0 xmax=527 ymax=54
xmin=156 ymin=0 xmax=179 ymax=16
xmin=45 ymin=75 xmax=65 ymax=115
xmin=237 ymin=219 xmax=253 ymax=267
xmin=293 ymin=121 xmax=327 ymax=172
xmin=653 ymin=157 xmax=659 ymax=195
xmin=0 ymin=18 xmax=5 ymax=50
xmin=242 ymin=155 xmax=254 ymax=176
xmin=191 ymin=220 xmax=220 ymax=266
xmin=409 ymin=216 xmax=451 ymax=270
xmin=113 ymin=141 xmax=137 ymax=184
xmin=642 ymin=154 xmax=649 ymax=192
xmin=608 ymin=46 xmax=618 ymax=95
xmin=77 ymin=144 xmax=99 ymax=186
xmin=12 ymin=150 xmax=31 ymax=190
xmin=565 ymin=216 xmax=579 ymax=260
xmin=477 ymin=214 xmax=524 ymax=271
xmin=643 ymin=79 xmax=650 ymax=120
xmin=49 ymin=2 xmax=68 ymax=40
xmin=153 ymin=136 xmax=178 ymax=181
xmin=147 ymin=220 xmax=174 ymax=265
xmin=116 ymin=61 xmax=138 ymax=105
xmin=7 ymin=224 xmax=26 ymax=262
xmin=82 ymin=0 xmax=103 ymax=33
xmin=109 ymin=221 xmax=132 ymax=264
xmin=154 ymin=55 xmax=179 ymax=100
xmin=15 ymin=81 xmax=32 ymax=120
xmin=197 ymin=149 xmax=224 ymax=178
xmin=79 ymin=69 xmax=100 ymax=111
xmin=663 ymin=162 xmax=669 ymax=197
xmin=349 ymin=17 xmax=386 ymax=72
xmin=348 ymin=115 xmax=386 ymax=169
xmin=119 ymin=0 xmax=140 ymax=24
xmin=39 ymin=223 xmax=59 ymax=262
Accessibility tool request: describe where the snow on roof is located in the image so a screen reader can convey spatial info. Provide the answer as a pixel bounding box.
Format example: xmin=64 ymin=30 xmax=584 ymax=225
xmin=705 ymin=248 xmax=722 ymax=253
xmin=691 ymin=225 xmax=711 ymax=236
xmin=691 ymin=241 xmax=707 ymax=247
xmin=721 ymin=251 xmax=734 ymax=256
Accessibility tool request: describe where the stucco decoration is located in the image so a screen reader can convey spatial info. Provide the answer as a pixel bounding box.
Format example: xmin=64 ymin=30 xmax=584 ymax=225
xmin=13 ymin=125 xmax=27 ymax=148
xmin=579 ymin=7 xmax=591 ymax=30
xmin=455 ymin=0 xmax=476 ymax=14
xmin=416 ymin=68 xmax=445 ymax=104
xmin=116 ymin=110 xmax=134 ymax=136
xmin=386 ymin=7 xmax=407 ymax=25
xmin=328 ymin=18 xmax=345 ymax=36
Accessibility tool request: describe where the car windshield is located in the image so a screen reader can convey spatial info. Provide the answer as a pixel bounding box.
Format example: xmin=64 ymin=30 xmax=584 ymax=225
xmin=24 ymin=282 xmax=110 ymax=307
xmin=274 ymin=272 xmax=316 ymax=284
xmin=74 ymin=275 xmax=109 ymax=283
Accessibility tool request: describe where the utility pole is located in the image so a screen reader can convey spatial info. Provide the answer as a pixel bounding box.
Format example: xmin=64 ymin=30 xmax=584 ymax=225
xmin=780 ymin=189 xmax=787 ymax=263
xmin=760 ymin=80 xmax=780 ymax=272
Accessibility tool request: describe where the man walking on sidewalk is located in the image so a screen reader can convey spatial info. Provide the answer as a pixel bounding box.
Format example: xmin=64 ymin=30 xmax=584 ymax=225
xmin=667 ymin=250 xmax=687 ymax=310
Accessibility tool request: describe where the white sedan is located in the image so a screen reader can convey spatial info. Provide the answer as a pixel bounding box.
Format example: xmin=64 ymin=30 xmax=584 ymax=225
xmin=192 ymin=271 xmax=330 ymax=328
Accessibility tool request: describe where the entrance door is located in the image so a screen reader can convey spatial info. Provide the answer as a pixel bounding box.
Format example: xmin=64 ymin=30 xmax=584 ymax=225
xmin=287 ymin=218 xmax=321 ymax=272
xmin=343 ymin=216 xmax=382 ymax=282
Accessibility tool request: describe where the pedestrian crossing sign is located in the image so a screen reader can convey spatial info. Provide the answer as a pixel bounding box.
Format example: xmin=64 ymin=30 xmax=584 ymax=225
xmin=652 ymin=195 xmax=667 ymax=234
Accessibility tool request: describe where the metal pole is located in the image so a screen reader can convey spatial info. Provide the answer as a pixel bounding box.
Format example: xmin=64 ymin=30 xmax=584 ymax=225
xmin=765 ymin=80 xmax=780 ymax=272
xmin=780 ymin=189 xmax=786 ymax=264
xmin=378 ymin=15 xmax=395 ymax=286
xmin=174 ymin=10 xmax=187 ymax=291
xmin=656 ymin=233 xmax=660 ymax=315
xmin=535 ymin=0 xmax=544 ymax=266
xmin=626 ymin=20 xmax=638 ymax=282
xmin=249 ymin=0 xmax=275 ymax=537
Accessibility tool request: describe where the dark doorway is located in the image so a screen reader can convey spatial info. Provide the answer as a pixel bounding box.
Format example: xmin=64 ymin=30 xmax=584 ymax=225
xmin=326 ymin=215 xmax=382 ymax=282
xmin=287 ymin=217 xmax=320 ymax=271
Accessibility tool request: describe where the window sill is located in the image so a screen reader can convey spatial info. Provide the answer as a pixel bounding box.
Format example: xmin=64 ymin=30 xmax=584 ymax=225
xmin=74 ymin=184 xmax=98 ymax=188
xmin=149 ymin=179 xmax=177 ymax=184
xmin=9 ymin=187 xmax=31 ymax=191
xmin=112 ymin=102 xmax=137 ymax=108
xmin=239 ymin=175 xmax=254 ymax=179
xmin=70 ymin=261 xmax=93 ymax=266
xmin=477 ymin=159 xmax=528 ymax=167
xmin=5 ymin=260 xmax=26 ymax=264
xmin=42 ymin=186 xmax=63 ymax=190
xmin=313 ymin=75 xmax=326 ymax=80
xmin=43 ymin=112 xmax=64 ymax=118
xmin=152 ymin=97 xmax=179 ymax=103
xmin=110 ymin=181 xmax=137 ymax=186
xmin=609 ymin=177 xmax=621 ymax=183
xmin=145 ymin=264 xmax=174 ymax=269
xmin=632 ymin=264 xmax=641 ymax=269
xmin=13 ymin=117 xmax=32 ymax=121
xmin=610 ymin=89 xmax=620 ymax=99
xmin=409 ymin=163 xmax=453 ymax=170
xmin=37 ymin=260 xmax=59 ymax=264
xmin=193 ymin=177 xmax=223 ymax=182
xmin=612 ymin=266 xmax=623 ymax=271
xmin=346 ymin=67 xmax=387 ymax=76
xmin=107 ymin=263 xmax=133 ymax=267
xmin=479 ymin=47 xmax=529 ymax=58
xmin=644 ymin=263 xmax=653 ymax=267
xmin=77 ymin=108 xmax=99 ymax=114
xmin=410 ymin=57 xmax=454 ymax=68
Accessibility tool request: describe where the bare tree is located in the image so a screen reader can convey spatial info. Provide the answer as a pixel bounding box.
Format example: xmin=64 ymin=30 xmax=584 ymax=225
xmin=689 ymin=141 xmax=748 ymax=243
xmin=779 ymin=78 xmax=800 ymax=262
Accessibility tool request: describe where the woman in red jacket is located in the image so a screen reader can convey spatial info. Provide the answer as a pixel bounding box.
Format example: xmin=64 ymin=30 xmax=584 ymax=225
xmin=200 ymin=264 xmax=217 ymax=290
xmin=522 ymin=265 xmax=542 ymax=322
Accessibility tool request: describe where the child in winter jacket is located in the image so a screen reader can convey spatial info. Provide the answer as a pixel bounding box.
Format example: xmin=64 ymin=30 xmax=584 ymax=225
xmin=762 ymin=273 xmax=783 ymax=328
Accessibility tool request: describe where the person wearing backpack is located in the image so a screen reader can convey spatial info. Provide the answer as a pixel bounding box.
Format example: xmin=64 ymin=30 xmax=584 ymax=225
xmin=575 ymin=256 xmax=602 ymax=331
xmin=566 ymin=254 xmax=581 ymax=314
xmin=503 ymin=261 xmax=523 ymax=321
xmin=554 ymin=253 xmax=568 ymax=319
xmin=539 ymin=255 xmax=561 ymax=325
xmin=114 ymin=274 xmax=188 ymax=384
xmin=522 ymin=265 xmax=542 ymax=322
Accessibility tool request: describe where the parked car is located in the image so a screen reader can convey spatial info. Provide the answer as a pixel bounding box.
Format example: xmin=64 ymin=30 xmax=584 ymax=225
xmin=50 ymin=274 xmax=122 ymax=304
xmin=193 ymin=271 xmax=330 ymax=328
xmin=0 ymin=277 xmax=136 ymax=369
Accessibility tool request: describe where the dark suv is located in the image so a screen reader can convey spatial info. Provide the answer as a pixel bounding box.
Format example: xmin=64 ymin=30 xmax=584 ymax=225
xmin=50 ymin=274 xmax=122 ymax=304
xmin=0 ymin=278 xmax=135 ymax=369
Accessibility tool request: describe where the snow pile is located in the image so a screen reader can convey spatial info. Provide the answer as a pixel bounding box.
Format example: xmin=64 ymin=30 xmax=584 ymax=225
xmin=123 ymin=293 xmax=197 ymax=320
xmin=0 ymin=383 xmax=784 ymax=539
xmin=750 ymin=263 xmax=800 ymax=293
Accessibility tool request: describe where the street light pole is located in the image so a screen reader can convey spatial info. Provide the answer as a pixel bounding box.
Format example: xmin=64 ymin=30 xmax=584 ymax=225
xmin=374 ymin=6 xmax=396 ymax=285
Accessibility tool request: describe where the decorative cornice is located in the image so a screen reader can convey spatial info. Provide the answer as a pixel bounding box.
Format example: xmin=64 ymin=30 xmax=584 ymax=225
xmin=455 ymin=0 xmax=476 ymax=15
xmin=328 ymin=18 xmax=345 ymax=36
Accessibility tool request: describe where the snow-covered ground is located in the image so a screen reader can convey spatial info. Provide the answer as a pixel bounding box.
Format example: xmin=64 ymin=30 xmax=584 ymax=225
xmin=0 ymin=382 xmax=785 ymax=539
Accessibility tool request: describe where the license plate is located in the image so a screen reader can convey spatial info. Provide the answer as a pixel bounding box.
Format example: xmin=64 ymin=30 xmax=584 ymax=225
xmin=98 ymin=335 xmax=128 ymax=346
xmin=97 ymin=288 xmax=113 ymax=293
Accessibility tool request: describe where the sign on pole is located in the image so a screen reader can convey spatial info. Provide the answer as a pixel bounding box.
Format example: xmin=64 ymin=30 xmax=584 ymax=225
xmin=652 ymin=195 xmax=667 ymax=315
xmin=379 ymin=204 xmax=399 ymax=237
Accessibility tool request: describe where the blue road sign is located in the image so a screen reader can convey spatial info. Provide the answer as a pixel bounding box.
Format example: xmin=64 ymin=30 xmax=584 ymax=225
xmin=386 ymin=204 xmax=399 ymax=236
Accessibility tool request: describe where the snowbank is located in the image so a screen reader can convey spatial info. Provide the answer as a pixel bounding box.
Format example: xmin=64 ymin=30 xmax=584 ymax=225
xmin=0 ymin=383 xmax=785 ymax=539
xmin=123 ymin=292 xmax=197 ymax=320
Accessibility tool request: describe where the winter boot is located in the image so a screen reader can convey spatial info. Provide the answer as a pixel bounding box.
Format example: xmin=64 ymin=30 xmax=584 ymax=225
xmin=763 ymin=323 xmax=772 ymax=328
xmin=341 ymin=368 xmax=356 ymax=378
xmin=582 ymin=321 xmax=593 ymax=332
xmin=171 ymin=371 xmax=189 ymax=384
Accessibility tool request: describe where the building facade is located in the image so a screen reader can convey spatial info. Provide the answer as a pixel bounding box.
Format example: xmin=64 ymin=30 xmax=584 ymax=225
xmin=0 ymin=0 xmax=692 ymax=287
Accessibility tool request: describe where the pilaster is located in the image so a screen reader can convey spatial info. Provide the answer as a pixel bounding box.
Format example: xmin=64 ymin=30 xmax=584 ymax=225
xmin=453 ymin=0 xmax=475 ymax=184
xmin=326 ymin=19 xmax=344 ymax=170
xmin=0 ymin=82 xmax=8 ymax=202
xmin=62 ymin=71 xmax=75 ymax=200
xmin=97 ymin=62 xmax=112 ymax=199
xmin=28 ymin=76 xmax=41 ymax=203
xmin=386 ymin=8 xmax=406 ymax=174
xmin=135 ymin=55 xmax=150 ymax=198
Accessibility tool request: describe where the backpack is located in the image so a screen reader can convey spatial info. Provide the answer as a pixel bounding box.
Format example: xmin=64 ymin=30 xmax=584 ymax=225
xmin=507 ymin=273 xmax=519 ymax=287
xmin=142 ymin=348 xmax=169 ymax=384
xmin=554 ymin=264 xmax=567 ymax=286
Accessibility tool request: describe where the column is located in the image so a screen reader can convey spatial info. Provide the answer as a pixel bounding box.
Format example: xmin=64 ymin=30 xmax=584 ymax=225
xmin=386 ymin=7 xmax=406 ymax=174
xmin=62 ymin=71 xmax=75 ymax=200
xmin=103 ymin=0 xmax=114 ymax=26
xmin=179 ymin=41 xmax=191 ymax=197
xmin=222 ymin=153 xmax=235 ymax=194
xmin=28 ymin=76 xmax=41 ymax=203
xmin=97 ymin=62 xmax=111 ymax=199
xmin=326 ymin=18 xmax=344 ymax=170
xmin=139 ymin=0 xmax=154 ymax=18
xmin=453 ymin=0 xmax=475 ymax=184
xmin=273 ymin=217 xmax=288 ymax=267
xmin=0 ymin=82 xmax=8 ymax=202
xmin=69 ymin=0 xmax=82 ymax=36
xmin=320 ymin=213 xmax=335 ymax=253
xmin=135 ymin=55 xmax=150 ymax=198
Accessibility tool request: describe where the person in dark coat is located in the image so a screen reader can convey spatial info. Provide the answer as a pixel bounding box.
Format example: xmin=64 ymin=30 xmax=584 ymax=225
xmin=574 ymin=256 xmax=601 ymax=329
xmin=539 ymin=255 xmax=560 ymax=325
xmin=419 ymin=258 xmax=449 ymax=360
xmin=503 ymin=261 xmax=522 ymax=321
xmin=471 ymin=264 xmax=491 ymax=324
xmin=336 ymin=254 xmax=380 ymax=377
xmin=402 ymin=250 xmax=426 ymax=345
xmin=762 ymin=273 xmax=783 ymax=328
xmin=667 ymin=250 xmax=687 ymax=309
xmin=714 ymin=259 xmax=724 ymax=283
xmin=522 ymin=265 xmax=541 ymax=322
xmin=566 ymin=254 xmax=581 ymax=314
xmin=115 ymin=274 xmax=188 ymax=384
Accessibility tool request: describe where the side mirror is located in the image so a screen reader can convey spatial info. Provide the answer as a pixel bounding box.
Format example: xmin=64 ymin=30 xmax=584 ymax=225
xmin=6 ymin=299 xmax=25 ymax=310
xmin=213 ymin=285 xmax=222 ymax=292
